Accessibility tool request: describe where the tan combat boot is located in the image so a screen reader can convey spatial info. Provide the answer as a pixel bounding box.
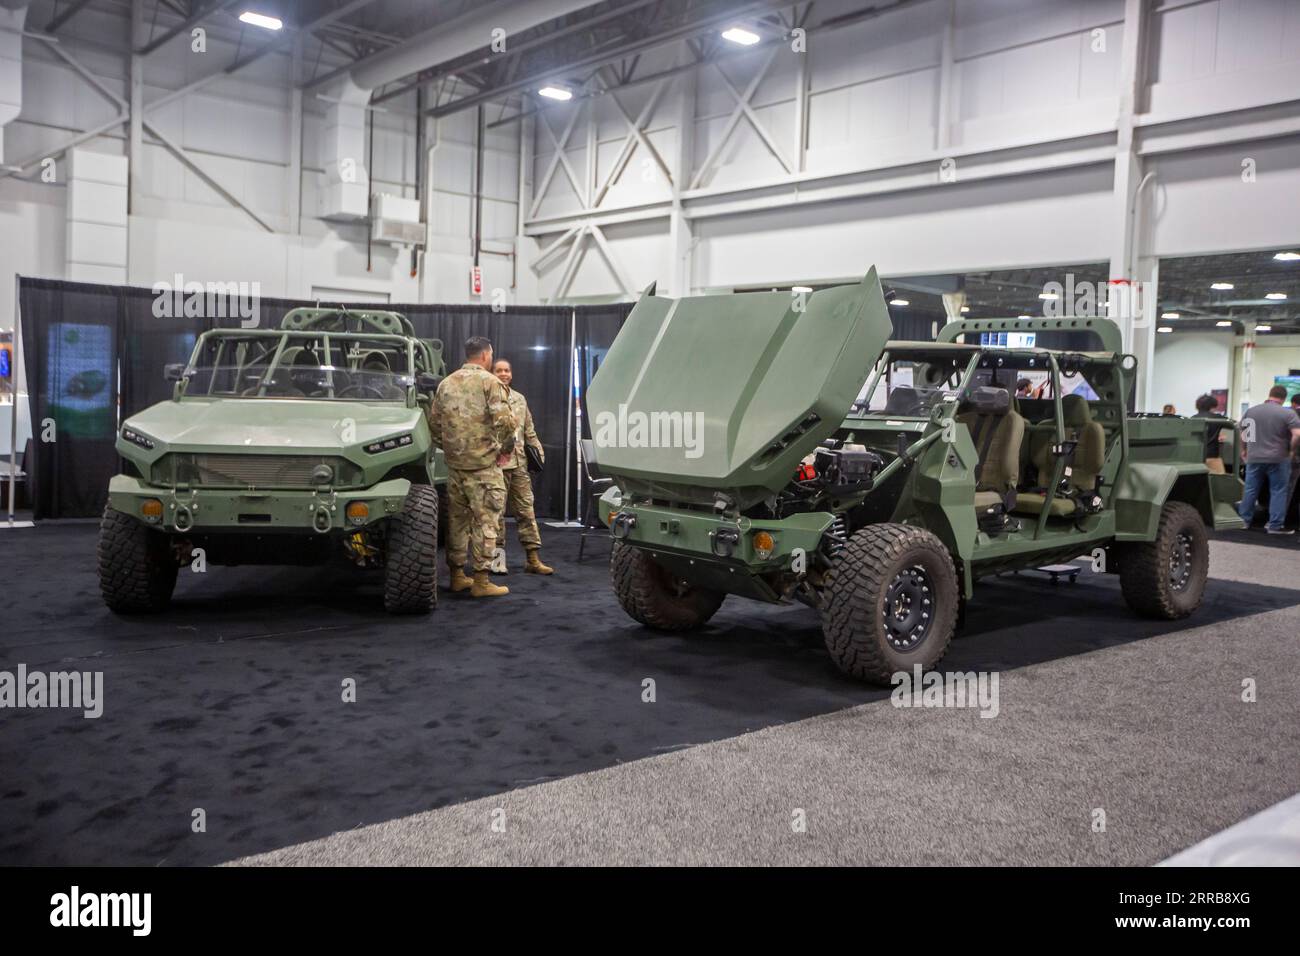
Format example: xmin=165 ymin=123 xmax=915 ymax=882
xmin=471 ymin=569 xmax=509 ymax=597
xmin=525 ymin=549 xmax=554 ymax=575
xmin=448 ymin=564 xmax=474 ymax=593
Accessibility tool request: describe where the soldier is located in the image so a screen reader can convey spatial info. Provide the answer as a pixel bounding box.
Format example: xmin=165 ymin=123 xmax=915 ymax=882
xmin=491 ymin=358 xmax=553 ymax=575
xmin=428 ymin=336 xmax=516 ymax=598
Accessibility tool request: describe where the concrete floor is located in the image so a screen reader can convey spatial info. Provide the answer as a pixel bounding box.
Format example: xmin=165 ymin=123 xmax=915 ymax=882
xmin=233 ymin=536 xmax=1300 ymax=866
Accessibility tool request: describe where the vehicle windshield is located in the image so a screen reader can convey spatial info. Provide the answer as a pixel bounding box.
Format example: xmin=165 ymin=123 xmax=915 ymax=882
xmin=856 ymin=353 xmax=974 ymax=416
xmin=185 ymin=332 xmax=413 ymax=401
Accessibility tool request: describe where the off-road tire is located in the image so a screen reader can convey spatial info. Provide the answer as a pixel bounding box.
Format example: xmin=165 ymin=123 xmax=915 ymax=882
xmin=821 ymin=523 xmax=959 ymax=684
xmin=1117 ymin=501 xmax=1208 ymax=619
xmin=98 ymin=507 xmax=179 ymax=613
xmin=383 ymin=483 xmax=439 ymax=614
xmin=610 ymin=540 xmax=725 ymax=630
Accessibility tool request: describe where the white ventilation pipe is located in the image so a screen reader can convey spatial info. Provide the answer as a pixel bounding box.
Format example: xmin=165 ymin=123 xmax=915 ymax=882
xmin=0 ymin=2 xmax=29 ymax=166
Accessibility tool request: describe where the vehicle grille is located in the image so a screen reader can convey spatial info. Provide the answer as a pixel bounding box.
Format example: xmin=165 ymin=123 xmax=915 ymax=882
xmin=152 ymin=454 xmax=362 ymax=489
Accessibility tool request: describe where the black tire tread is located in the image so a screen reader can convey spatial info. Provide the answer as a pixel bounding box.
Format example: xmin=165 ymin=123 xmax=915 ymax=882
xmin=384 ymin=483 xmax=439 ymax=614
xmin=821 ymin=523 xmax=958 ymax=684
xmin=1117 ymin=500 xmax=1208 ymax=620
xmin=610 ymin=540 xmax=724 ymax=631
xmin=98 ymin=507 xmax=178 ymax=613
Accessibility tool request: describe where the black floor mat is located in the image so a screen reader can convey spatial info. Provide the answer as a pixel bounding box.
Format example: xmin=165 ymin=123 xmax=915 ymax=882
xmin=2 ymin=524 xmax=1297 ymax=866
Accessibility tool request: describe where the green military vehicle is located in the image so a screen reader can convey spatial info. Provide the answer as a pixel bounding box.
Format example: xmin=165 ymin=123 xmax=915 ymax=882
xmin=99 ymin=307 xmax=445 ymax=615
xmin=590 ymin=270 xmax=1245 ymax=684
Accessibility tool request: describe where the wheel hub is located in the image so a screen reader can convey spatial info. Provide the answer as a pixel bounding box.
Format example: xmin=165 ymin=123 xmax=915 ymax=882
xmin=1169 ymin=531 xmax=1194 ymax=592
xmin=883 ymin=564 xmax=933 ymax=651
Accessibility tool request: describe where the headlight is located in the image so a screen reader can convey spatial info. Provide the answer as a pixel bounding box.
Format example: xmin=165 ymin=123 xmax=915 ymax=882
xmin=364 ymin=433 xmax=414 ymax=454
xmin=122 ymin=427 xmax=156 ymax=450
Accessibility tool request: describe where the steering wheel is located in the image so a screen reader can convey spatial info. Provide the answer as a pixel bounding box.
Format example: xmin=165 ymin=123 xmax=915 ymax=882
xmin=337 ymin=383 xmax=386 ymax=400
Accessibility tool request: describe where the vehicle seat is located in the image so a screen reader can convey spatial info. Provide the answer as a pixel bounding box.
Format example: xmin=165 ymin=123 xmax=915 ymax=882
xmin=883 ymin=385 xmax=922 ymax=416
xmin=956 ymin=391 xmax=1025 ymax=512
xmin=1013 ymin=395 xmax=1105 ymax=516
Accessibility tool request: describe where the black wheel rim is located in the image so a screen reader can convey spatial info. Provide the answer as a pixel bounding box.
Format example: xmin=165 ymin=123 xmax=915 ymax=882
xmin=1169 ymin=531 xmax=1194 ymax=592
xmin=883 ymin=564 xmax=933 ymax=651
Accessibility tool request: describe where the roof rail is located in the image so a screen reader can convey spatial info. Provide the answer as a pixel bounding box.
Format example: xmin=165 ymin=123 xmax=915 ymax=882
xmin=936 ymin=315 xmax=1123 ymax=353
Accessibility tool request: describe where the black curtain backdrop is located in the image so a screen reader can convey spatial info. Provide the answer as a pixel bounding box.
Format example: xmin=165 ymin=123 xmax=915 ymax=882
xmin=18 ymin=277 xmax=630 ymax=520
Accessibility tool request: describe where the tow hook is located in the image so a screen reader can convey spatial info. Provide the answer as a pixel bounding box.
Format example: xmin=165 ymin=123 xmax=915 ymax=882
xmin=610 ymin=512 xmax=638 ymax=540
xmin=710 ymin=526 xmax=740 ymax=558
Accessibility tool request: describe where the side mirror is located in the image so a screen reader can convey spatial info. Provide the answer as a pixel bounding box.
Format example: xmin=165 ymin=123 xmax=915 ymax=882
xmin=417 ymin=372 xmax=442 ymax=393
xmin=958 ymin=385 xmax=1010 ymax=416
xmin=164 ymin=363 xmax=186 ymax=382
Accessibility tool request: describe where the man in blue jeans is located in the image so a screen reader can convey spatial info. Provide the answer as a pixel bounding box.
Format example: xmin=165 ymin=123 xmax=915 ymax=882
xmin=1238 ymin=385 xmax=1300 ymax=534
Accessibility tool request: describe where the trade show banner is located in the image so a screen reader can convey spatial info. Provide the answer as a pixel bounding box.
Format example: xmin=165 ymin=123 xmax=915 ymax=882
xmin=17 ymin=277 xmax=630 ymax=520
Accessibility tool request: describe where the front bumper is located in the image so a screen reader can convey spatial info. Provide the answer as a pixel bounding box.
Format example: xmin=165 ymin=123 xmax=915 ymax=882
xmin=597 ymin=485 xmax=834 ymax=570
xmin=107 ymin=474 xmax=412 ymax=534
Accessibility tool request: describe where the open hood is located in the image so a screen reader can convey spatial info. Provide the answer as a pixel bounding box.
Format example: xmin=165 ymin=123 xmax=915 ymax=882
xmin=587 ymin=269 xmax=892 ymax=509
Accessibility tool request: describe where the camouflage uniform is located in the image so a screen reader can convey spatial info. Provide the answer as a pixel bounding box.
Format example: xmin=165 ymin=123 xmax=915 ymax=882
xmin=429 ymin=363 xmax=516 ymax=573
xmin=496 ymin=387 xmax=545 ymax=549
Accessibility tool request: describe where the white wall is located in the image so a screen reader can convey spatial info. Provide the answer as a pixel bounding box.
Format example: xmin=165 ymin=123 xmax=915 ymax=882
xmin=1151 ymin=331 xmax=1234 ymax=415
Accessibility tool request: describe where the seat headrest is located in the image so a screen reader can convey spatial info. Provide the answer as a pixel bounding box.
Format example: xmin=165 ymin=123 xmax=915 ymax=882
xmin=1062 ymin=394 xmax=1092 ymax=426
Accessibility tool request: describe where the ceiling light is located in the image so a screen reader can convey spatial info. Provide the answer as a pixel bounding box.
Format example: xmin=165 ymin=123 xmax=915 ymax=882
xmin=1265 ymin=292 xmax=1287 ymax=300
xmin=791 ymin=286 xmax=812 ymax=293
xmin=1157 ymin=326 xmax=1173 ymax=333
xmin=1038 ymin=292 xmax=1058 ymax=300
xmin=1018 ymin=314 xmax=1032 ymax=319
xmin=1161 ymin=311 xmax=1179 ymax=319
xmin=238 ymin=11 xmax=282 ymax=30
xmin=1210 ymin=282 xmax=1234 ymax=290
xmin=960 ymin=305 xmax=970 ymax=313
xmin=721 ymin=26 xmax=761 ymax=45
xmin=1216 ymin=321 xmax=1233 ymax=327
xmin=1273 ymin=252 xmax=1300 ymax=261
xmin=538 ymin=86 xmax=573 ymax=101
xmin=1256 ymin=324 xmax=1273 ymax=332
xmin=890 ymin=298 xmax=909 ymax=307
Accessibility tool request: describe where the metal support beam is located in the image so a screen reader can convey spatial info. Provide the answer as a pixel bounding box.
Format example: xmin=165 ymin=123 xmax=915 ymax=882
xmin=142 ymin=118 xmax=274 ymax=232
xmin=530 ymin=106 xmax=584 ymax=220
xmin=690 ymin=46 xmax=781 ymax=189
xmin=135 ymin=0 xmax=242 ymax=56
xmin=44 ymin=0 xmax=96 ymax=35
xmin=288 ymin=34 xmax=303 ymax=235
xmin=129 ymin=0 xmax=144 ymax=216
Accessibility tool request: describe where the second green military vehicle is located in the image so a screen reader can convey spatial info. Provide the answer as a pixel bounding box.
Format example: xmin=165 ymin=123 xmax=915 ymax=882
xmin=99 ymin=307 xmax=445 ymax=615
xmin=590 ymin=271 xmax=1245 ymax=684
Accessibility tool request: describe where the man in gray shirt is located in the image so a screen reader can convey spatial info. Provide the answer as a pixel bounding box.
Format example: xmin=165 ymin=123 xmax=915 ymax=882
xmin=1237 ymin=385 xmax=1300 ymax=534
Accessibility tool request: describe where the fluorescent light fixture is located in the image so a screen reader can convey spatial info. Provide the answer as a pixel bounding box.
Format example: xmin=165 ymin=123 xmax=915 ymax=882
xmin=721 ymin=26 xmax=761 ymax=45
xmin=1210 ymin=281 xmax=1234 ymax=290
xmin=538 ymin=86 xmax=572 ymax=101
xmin=1038 ymin=292 xmax=1058 ymax=300
xmin=959 ymin=305 xmax=970 ymax=313
xmin=1273 ymin=251 xmax=1300 ymax=261
xmin=1157 ymin=326 xmax=1173 ymax=333
xmin=1265 ymin=292 xmax=1287 ymax=300
xmin=1256 ymin=324 xmax=1273 ymax=332
xmin=791 ymin=285 xmax=813 ymax=293
xmin=1018 ymin=314 xmax=1032 ymax=319
xmin=889 ymin=298 xmax=909 ymax=307
xmin=1216 ymin=321 xmax=1233 ymax=327
xmin=238 ymin=11 xmax=282 ymax=30
xmin=1160 ymin=312 xmax=1179 ymax=319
